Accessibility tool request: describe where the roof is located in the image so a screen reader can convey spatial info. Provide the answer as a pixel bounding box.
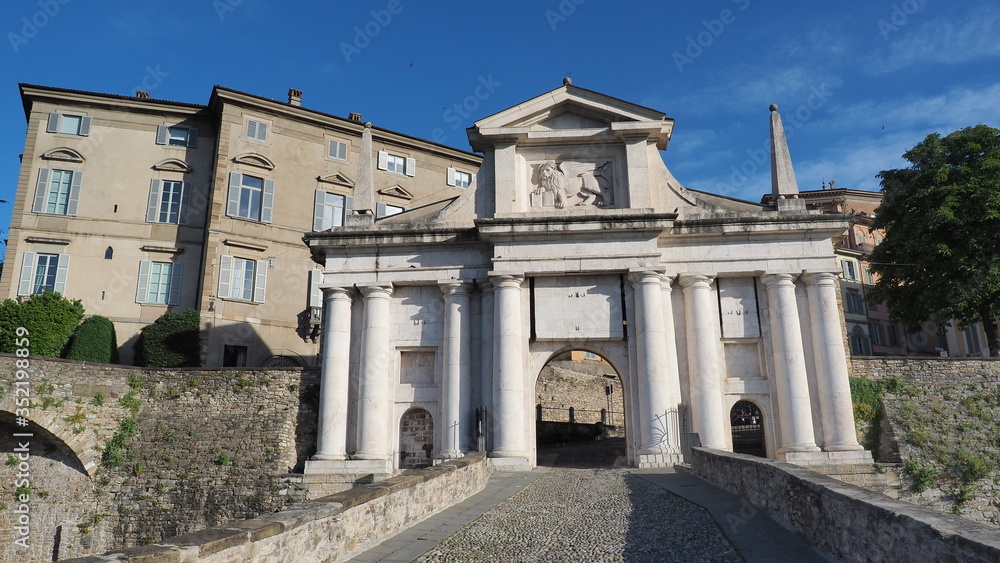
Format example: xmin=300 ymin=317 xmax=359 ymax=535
xmin=19 ymin=83 xmax=206 ymax=120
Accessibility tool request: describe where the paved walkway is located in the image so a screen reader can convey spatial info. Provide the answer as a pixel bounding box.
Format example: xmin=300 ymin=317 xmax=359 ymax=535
xmin=348 ymin=442 xmax=833 ymax=562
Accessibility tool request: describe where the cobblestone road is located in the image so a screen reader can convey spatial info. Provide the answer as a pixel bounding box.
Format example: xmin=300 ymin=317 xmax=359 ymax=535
xmin=413 ymin=441 xmax=742 ymax=563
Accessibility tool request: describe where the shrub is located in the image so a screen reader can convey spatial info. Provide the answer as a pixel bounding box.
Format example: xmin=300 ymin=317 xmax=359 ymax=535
xmin=904 ymin=459 xmax=938 ymax=492
xmin=65 ymin=315 xmax=119 ymax=363
xmin=134 ymin=309 xmax=201 ymax=368
xmin=0 ymin=292 xmax=84 ymax=357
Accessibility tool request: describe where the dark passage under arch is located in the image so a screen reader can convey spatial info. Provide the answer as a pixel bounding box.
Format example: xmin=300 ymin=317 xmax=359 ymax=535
xmin=730 ymin=400 xmax=765 ymax=458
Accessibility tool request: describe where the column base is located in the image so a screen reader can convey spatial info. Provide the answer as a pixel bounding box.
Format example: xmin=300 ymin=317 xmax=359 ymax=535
xmin=825 ymin=443 xmax=866 ymax=452
xmin=304 ymin=458 xmax=393 ymax=475
xmin=778 ymin=450 xmax=873 ymax=465
xmin=311 ymin=452 xmax=348 ymax=462
xmin=637 ymin=452 xmax=683 ymax=468
xmin=486 ymin=456 xmax=533 ymax=472
xmin=436 ymin=450 xmax=463 ymax=462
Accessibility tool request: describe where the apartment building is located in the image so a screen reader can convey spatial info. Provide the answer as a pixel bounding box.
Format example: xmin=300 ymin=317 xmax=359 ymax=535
xmin=2 ymin=84 xmax=481 ymax=366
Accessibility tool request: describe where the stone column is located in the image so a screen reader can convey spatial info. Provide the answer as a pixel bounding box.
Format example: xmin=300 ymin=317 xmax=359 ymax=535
xmin=761 ymin=273 xmax=820 ymax=454
xmin=479 ymin=282 xmax=495 ymax=449
xmin=630 ymin=272 xmax=677 ymax=456
xmin=313 ymin=287 xmax=352 ymax=460
xmin=439 ymin=280 xmax=472 ymax=459
xmin=490 ymin=275 xmax=526 ymax=458
xmin=660 ymin=276 xmax=684 ymax=454
xmin=803 ymin=272 xmax=864 ymax=451
xmin=679 ymin=274 xmax=727 ymax=449
xmin=354 ymin=284 xmax=393 ymax=460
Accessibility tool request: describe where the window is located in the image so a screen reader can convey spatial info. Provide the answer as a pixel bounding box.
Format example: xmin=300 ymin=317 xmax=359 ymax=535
xmin=218 ymin=255 xmax=267 ymax=303
xmin=583 ymin=351 xmax=598 ymax=361
xmin=849 ymin=326 xmax=871 ymax=356
xmin=376 ymin=202 xmax=404 ymax=218
xmin=313 ymin=190 xmax=353 ymax=231
xmin=46 ymin=112 xmax=91 ymax=136
xmin=147 ymin=179 xmax=190 ymax=224
xmin=888 ymin=325 xmax=899 ymax=346
xmin=31 ymin=168 xmax=82 ymax=216
xmin=845 ymin=291 xmax=865 ymax=314
xmin=963 ymin=326 xmax=983 ymax=355
xmin=377 ymin=151 xmax=415 ymax=177
xmin=136 ymin=260 xmax=183 ymax=305
xmin=155 ymin=125 xmax=199 ymax=148
xmin=870 ymin=323 xmax=885 ymax=346
xmin=841 ymin=259 xmax=858 ymax=281
xmin=246 ymin=119 xmax=268 ymax=142
xmin=223 ymin=345 xmax=248 ymax=367
xmin=328 ymin=139 xmax=348 ymax=161
xmin=17 ymin=252 xmax=69 ymax=296
xmin=226 ymin=172 xmax=274 ymax=223
xmin=447 ymin=168 xmax=473 ymax=188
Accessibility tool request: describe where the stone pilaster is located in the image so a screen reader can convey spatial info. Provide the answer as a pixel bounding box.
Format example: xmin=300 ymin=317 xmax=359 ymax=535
xmin=438 ymin=280 xmax=473 ymax=460
xmin=659 ymin=275 xmax=684 ymax=455
xmin=761 ymin=273 xmax=820 ymax=456
xmin=680 ymin=274 xmax=726 ymax=449
xmin=355 ymin=284 xmax=393 ymax=461
xmin=312 ymin=287 xmax=352 ymax=461
xmin=479 ymin=282 xmax=494 ymax=448
xmin=490 ymin=275 xmax=527 ymax=461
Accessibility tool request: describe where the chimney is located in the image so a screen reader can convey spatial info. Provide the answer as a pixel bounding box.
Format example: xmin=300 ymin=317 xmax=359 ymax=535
xmin=136 ymin=91 xmax=151 ymax=99
xmin=348 ymin=112 xmax=362 ymax=123
xmin=288 ymin=88 xmax=302 ymax=107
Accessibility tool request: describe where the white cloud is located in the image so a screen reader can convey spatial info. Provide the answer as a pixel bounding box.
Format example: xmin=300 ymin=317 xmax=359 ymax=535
xmin=865 ymin=6 xmax=1000 ymax=74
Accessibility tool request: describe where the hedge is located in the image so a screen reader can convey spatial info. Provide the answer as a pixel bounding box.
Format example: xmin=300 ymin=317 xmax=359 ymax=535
xmin=134 ymin=309 xmax=201 ymax=367
xmin=0 ymin=292 xmax=85 ymax=357
xmin=65 ymin=315 xmax=119 ymax=363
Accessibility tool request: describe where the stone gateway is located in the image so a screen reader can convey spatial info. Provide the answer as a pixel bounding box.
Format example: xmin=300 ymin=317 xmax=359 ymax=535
xmin=304 ymin=81 xmax=870 ymax=474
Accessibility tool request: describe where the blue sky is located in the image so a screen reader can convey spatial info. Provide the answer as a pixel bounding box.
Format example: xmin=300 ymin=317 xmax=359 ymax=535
xmin=2 ymin=0 xmax=999 ymax=237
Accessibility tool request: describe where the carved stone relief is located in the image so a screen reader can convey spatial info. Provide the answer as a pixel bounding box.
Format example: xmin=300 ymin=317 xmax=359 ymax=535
xmin=531 ymin=160 xmax=614 ymax=209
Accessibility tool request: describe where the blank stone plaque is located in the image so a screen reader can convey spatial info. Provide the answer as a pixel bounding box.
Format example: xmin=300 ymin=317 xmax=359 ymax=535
xmin=533 ymin=275 xmax=623 ymax=340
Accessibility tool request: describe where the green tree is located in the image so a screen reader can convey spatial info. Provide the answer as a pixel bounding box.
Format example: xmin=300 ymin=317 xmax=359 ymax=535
xmin=867 ymin=124 xmax=1000 ymax=355
xmin=0 ymin=292 xmax=85 ymax=357
xmin=134 ymin=309 xmax=201 ymax=367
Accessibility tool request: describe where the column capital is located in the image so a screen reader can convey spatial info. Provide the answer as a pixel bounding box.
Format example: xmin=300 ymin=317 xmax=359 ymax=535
xmin=661 ymin=274 xmax=676 ymax=292
xmin=760 ymin=272 xmax=798 ymax=288
xmin=490 ymin=274 xmax=524 ymax=290
xmin=801 ymin=271 xmax=838 ymax=287
xmin=360 ymin=284 xmax=393 ymax=299
xmin=476 ymin=279 xmax=494 ymax=295
xmin=439 ymin=280 xmax=473 ymax=296
xmin=678 ymin=274 xmax=715 ymax=289
xmin=628 ymin=270 xmax=664 ymax=286
xmin=323 ymin=286 xmax=353 ymax=302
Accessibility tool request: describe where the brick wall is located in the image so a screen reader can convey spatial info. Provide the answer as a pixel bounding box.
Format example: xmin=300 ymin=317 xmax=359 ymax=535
xmin=535 ymin=361 xmax=624 ymax=424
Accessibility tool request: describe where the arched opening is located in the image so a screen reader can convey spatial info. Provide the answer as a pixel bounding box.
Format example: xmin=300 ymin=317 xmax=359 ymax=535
xmin=534 ymin=349 xmax=626 ymax=467
xmin=730 ymin=400 xmax=766 ymax=458
xmin=398 ymin=408 xmax=434 ymax=470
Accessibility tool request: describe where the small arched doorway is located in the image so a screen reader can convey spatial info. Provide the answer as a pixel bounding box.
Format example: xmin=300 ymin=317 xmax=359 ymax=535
xmin=399 ymin=408 xmax=434 ymax=469
xmin=730 ymin=400 xmax=766 ymax=458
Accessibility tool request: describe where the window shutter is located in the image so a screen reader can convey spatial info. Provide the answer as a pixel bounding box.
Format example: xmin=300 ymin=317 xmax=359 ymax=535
xmin=17 ymin=252 xmax=36 ymax=296
xmin=377 ymin=151 xmax=388 ymax=170
xmin=46 ymin=113 xmax=59 ymax=133
xmin=155 ymin=125 xmax=168 ymax=145
xmin=32 ymin=168 xmax=50 ymax=213
xmin=187 ymin=128 xmax=199 ymax=148
xmin=66 ymin=170 xmax=83 ymax=216
xmin=168 ymin=263 xmax=184 ymax=306
xmin=309 ymin=269 xmax=323 ymax=308
xmin=218 ymin=255 xmax=233 ymax=299
xmin=405 ymin=158 xmax=416 ymax=177
xmin=447 ymin=167 xmax=457 ymax=186
xmin=226 ymin=172 xmax=241 ymax=217
xmin=337 ymin=142 xmax=347 ymax=160
xmin=54 ymin=254 xmax=70 ymax=295
xmin=246 ymin=120 xmax=256 ymax=139
xmin=253 ymin=259 xmax=268 ymax=303
xmin=135 ymin=260 xmax=151 ymax=303
xmin=146 ymin=179 xmax=162 ymax=222
xmin=344 ymin=196 xmax=354 ymax=216
xmin=376 ymin=202 xmax=387 ymax=218
xmin=178 ymin=182 xmax=192 ymax=225
xmin=258 ymin=122 xmax=268 ymax=141
xmin=261 ymin=178 xmax=275 ymax=223
xmin=313 ymin=190 xmax=326 ymax=231
xmin=841 ymin=261 xmax=849 ymax=278
xmin=79 ymin=116 xmax=92 ymax=136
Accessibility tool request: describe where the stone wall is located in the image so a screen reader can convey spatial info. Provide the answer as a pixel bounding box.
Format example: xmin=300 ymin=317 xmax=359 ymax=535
xmin=691 ymin=448 xmax=1000 ymax=562
xmin=0 ymin=355 xmax=319 ymax=561
xmin=63 ymin=452 xmax=491 ymax=563
xmin=535 ymin=361 xmax=624 ymax=425
xmin=849 ymin=357 xmax=1000 ymax=527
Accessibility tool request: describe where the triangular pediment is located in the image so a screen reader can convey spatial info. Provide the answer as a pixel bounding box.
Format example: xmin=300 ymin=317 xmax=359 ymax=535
xmin=41 ymin=147 xmax=84 ymax=163
xmin=474 ymin=83 xmax=666 ymax=130
xmin=317 ymin=172 xmax=355 ymax=188
xmin=378 ymin=185 xmax=413 ymax=200
xmin=232 ymin=153 xmax=275 ymax=170
xmin=152 ymin=158 xmax=193 ymax=173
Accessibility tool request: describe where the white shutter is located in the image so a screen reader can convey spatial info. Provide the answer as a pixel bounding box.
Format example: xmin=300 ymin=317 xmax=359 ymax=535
xmin=447 ymin=167 xmax=457 ymax=186
xmin=146 ymin=179 xmax=162 ymax=222
xmin=253 ymin=259 xmax=268 ymax=303
xmin=258 ymin=122 xmax=268 ymax=141
xmin=155 ymin=125 xmax=168 ymax=145
xmin=78 ymin=116 xmax=92 ymax=136
xmin=261 ymin=178 xmax=275 ymax=223
xmin=186 ymin=128 xmax=199 ymax=148
xmin=313 ymin=190 xmax=326 ymax=231
xmin=66 ymin=170 xmax=83 ymax=216
xmin=32 ymin=168 xmax=50 ymax=213
xmin=376 ymin=202 xmax=386 ymax=218
xmin=344 ymin=196 xmax=354 ymax=216
xmin=54 ymin=254 xmax=70 ymax=295
xmin=377 ymin=151 xmax=388 ymax=171
xmin=46 ymin=113 xmax=59 ymax=133
xmin=168 ymin=263 xmax=184 ymax=306
xmin=136 ymin=260 xmax=151 ymax=303
xmin=246 ymin=120 xmax=257 ymax=139
xmin=17 ymin=252 xmax=36 ymax=296
xmin=309 ymin=269 xmax=323 ymax=308
xmin=218 ymin=255 xmax=233 ymax=299
xmin=178 ymin=182 xmax=192 ymax=225
xmin=226 ymin=172 xmax=241 ymax=217
xmin=405 ymin=158 xmax=416 ymax=177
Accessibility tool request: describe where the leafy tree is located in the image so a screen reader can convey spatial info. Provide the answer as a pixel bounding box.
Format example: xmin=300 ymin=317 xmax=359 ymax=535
xmin=0 ymin=292 xmax=85 ymax=357
xmin=134 ymin=309 xmax=201 ymax=367
xmin=867 ymin=124 xmax=1000 ymax=355
xmin=65 ymin=315 xmax=119 ymax=363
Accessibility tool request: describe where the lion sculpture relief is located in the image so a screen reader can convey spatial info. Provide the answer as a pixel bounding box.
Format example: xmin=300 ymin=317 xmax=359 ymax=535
xmin=534 ymin=161 xmax=613 ymax=208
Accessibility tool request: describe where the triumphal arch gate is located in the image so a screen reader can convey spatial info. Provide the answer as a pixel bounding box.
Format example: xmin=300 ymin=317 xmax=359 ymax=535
xmin=304 ymin=81 xmax=870 ymax=473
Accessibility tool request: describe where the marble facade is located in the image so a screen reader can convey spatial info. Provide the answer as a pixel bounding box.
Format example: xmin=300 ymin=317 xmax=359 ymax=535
xmin=304 ymin=81 xmax=869 ymax=472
